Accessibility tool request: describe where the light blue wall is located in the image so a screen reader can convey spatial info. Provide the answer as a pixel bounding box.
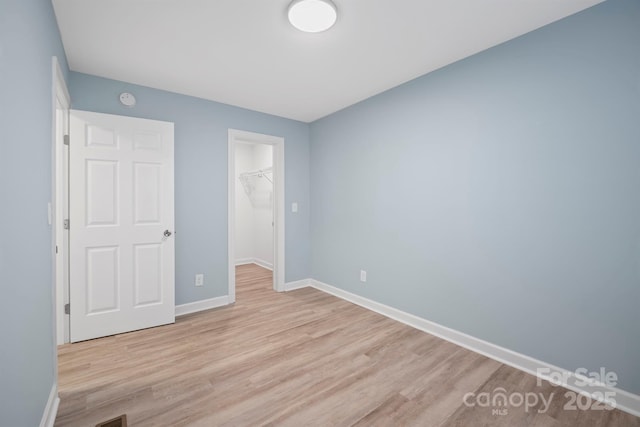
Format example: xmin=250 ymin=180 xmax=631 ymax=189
xmin=0 ymin=0 xmax=69 ymax=425
xmin=310 ymin=0 xmax=640 ymax=395
xmin=69 ymin=73 xmax=311 ymax=305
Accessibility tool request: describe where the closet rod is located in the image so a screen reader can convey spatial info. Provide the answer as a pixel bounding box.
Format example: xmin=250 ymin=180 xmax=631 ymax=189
xmin=240 ymin=167 xmax=272 ymax=177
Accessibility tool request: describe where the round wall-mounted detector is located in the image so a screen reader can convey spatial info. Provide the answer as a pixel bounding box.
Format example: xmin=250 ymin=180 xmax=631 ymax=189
xmin=119 ymin=92 xmax=136 ymax=107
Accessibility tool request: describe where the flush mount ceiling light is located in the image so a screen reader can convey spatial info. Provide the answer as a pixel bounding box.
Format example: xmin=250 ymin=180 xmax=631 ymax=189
xmin=288 ymin=0 xmax=337 ymax=33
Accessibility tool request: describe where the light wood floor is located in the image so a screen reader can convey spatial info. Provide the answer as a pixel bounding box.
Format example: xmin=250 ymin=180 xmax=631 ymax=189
xmin=56 ymin=264 xmax=639 ymax=426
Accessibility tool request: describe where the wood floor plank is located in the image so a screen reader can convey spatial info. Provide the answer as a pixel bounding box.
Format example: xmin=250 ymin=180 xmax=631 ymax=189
xmin=55 ymin=264 xmax=639 ymax=426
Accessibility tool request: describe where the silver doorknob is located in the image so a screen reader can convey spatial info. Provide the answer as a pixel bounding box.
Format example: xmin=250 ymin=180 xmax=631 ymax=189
xmin=163 ymin=230 xmax=172 ymax=237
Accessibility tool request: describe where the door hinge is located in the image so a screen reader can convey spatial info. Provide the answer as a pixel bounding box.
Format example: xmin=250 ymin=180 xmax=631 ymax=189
xmin=63 ymin=134 xmax=70 ymax=146
xmin=63 ymin=219 xmax=70 ymax=230
xmin=64 ymin=303 xmax=70 ymax=315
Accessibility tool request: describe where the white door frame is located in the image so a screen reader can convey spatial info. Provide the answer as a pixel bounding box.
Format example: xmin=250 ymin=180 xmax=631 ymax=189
xmin=228 ymin=129 xmax=285 ymax=302
xmin=52 ymin=56 xmax=70 ymax=349
xmin=49 ymin=55 xmax=70 ymax=427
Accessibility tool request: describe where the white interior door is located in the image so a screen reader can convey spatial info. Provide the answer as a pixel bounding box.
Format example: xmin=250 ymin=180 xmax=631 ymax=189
xmin=69 ymin=110 xmax=175 ymax=342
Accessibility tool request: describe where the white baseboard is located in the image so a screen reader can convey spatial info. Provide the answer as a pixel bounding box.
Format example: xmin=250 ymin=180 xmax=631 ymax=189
xmin=284 ymin=278 xmax=311 ymax=291
xmin=175 ymin=295 xmax=231 ymax=317
xmin=40 ymin=383 xmax=59 ymax=427
xmin=253 ymin=258 xmax=273 ymax=271
xmin=235 ymin=258 xmax=273 ymax=271
xmin=310 ymin=279 xmax=640 ymax=418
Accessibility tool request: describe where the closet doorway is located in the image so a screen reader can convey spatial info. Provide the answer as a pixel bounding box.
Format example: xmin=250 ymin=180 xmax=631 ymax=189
xmin=227 ymin=129 xmax=285 ymax=303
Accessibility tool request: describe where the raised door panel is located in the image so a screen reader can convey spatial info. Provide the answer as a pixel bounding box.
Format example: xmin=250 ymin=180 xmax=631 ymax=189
xmin=86 ymin=159 xmax=119 ymax=227
xmin=133 ymin=162 xmax=162 ymax=225
xmin=86 ymin=125 xmax=118 ymax=148
xmin=133 ymin=244 xmax=163 ymax=307
xmin=86 ymin=246 xmax=120 ymax=314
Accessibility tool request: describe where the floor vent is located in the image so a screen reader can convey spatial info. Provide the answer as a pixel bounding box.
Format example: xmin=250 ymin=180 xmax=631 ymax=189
xmin=96 ymin=414 xmax=127 ymax=427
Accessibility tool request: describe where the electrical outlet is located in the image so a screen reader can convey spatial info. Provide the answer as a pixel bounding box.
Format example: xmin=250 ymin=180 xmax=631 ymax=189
xmin=360 ymin=270 xmax=367 ymax=282
xmin=195 ymin=274 xmax=204 ymax=287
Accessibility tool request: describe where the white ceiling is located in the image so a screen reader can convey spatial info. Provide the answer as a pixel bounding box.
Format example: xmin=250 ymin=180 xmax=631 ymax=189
xmin=52 ymin=0 xmax=603 ymax=123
